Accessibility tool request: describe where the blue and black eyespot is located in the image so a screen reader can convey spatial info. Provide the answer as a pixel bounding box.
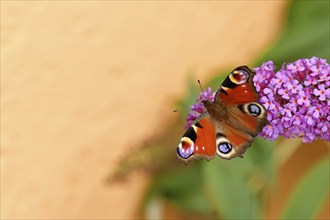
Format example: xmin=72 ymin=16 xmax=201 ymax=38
xmin=177 ymin=147 xmax=191 ymax=159
xmin=238 ymin=103 xmax=264 ymax=117
xmin=177 ymin=136 xmax=195 ymax=159
xmin=218 ymin=142 xmax=232 ymax=154
xmin=248 ymin=104 xmax=261 ymax=116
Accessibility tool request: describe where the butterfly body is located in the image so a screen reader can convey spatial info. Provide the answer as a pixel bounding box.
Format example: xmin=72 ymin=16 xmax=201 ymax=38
xmin=177 ymin=66 xmax=268 ymax=164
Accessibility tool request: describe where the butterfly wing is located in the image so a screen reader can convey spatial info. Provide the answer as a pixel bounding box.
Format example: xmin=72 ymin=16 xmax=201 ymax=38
xmin=205 ymin=66 xmax=268 ymax=159
xmin=213 ymin=104 xmax=267 ymax=159
xmin=176 ymin=112 xmax=217 ymax=165
xmin=215 ymin=66 xmax=259 ymax=105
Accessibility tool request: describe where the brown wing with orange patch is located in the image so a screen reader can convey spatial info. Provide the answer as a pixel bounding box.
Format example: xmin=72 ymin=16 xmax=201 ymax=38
xmin=206 ymin=66 xmax=268 ymax=160
xmin=210 ymin=103 xmax=267 ymax=160
xmin=177 ymin=113 xmax=217 ymax=164
xmin=215 ymin=123 xmax=254 ymax=159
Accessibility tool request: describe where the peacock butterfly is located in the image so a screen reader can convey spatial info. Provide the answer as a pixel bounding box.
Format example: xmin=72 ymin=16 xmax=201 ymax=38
xmin=177 ymin=66 xmax=268 ymax=164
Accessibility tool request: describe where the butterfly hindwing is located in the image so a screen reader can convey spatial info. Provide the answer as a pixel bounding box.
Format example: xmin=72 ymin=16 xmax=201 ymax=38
xmin=214 ymin=103 xmax=267 ymax=159
xmin=177 ymin=113 xmax=217 ymax=165
xmin=214 ymin=123 xmax=253 ymax=159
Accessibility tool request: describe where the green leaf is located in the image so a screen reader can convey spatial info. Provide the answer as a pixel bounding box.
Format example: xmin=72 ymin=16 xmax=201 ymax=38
xmin=144 ymin=163 xmax=211 ymax=214
xmin=281 ymin=157 xmax=330 ymax=219
xmin=245 ymin=138 xmax=277 ymax=188
xmin=202 ymin=159 xmax=262 ymax=219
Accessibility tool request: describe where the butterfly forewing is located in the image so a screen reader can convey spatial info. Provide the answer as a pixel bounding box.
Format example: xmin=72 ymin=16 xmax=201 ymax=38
xmin=215 ymin=66 xmax=258 ymax=105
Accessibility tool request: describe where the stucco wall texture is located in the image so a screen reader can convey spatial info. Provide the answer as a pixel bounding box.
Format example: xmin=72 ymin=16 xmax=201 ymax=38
xmin=1 ymin=2 xmax=287 ymax=219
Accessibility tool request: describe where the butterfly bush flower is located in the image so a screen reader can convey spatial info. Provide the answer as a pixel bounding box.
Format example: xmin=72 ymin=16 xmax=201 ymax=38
xmin=185 ymin=57 xmax=330 ymax=143
xmin=184 ymin=87 xmax=215 ymax=129
xmin=254 ymin=57 xmax=330 ymax=142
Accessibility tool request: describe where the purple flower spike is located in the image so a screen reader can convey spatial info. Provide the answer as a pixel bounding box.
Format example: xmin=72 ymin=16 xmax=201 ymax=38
xmin=184 ymin=87 xmax=215 ymax=129
xmin=254 ymin=57 xmax=330 ymax=143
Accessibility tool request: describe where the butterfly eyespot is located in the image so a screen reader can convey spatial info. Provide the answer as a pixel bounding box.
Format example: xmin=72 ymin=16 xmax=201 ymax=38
xmin=248 ymin=104 xmax=261 ymax=116
xmin=240 ymin=102 xmax=265 ymax=118
xmin=218 ymin=142 xmax=232 ymax=154
xmin=177 ymin=137 xmax=194 ymax=159
xmin=230 ymin=70 xmax=249 ymax=85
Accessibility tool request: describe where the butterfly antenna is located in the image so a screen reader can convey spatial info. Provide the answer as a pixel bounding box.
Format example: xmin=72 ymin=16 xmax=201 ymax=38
xmin=197 ymin=80 xmax=204 ymax=92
